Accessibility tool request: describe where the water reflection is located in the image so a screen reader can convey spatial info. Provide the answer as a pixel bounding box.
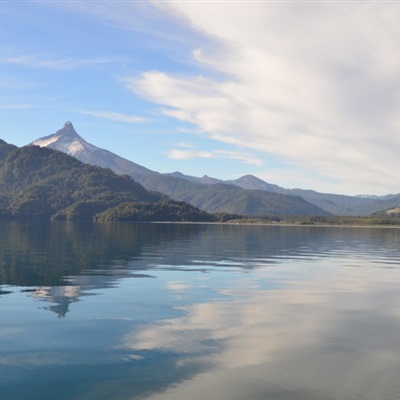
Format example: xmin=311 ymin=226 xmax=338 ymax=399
xmin=1 ymin=222 xmax=400 ymax=318
xmin=124 ymin=265 xmax=400 ymax=400
xmin=0 ymin=221 xmax=197 ymax=316
xmin=2 ymin=222 xmax=400 ymax=399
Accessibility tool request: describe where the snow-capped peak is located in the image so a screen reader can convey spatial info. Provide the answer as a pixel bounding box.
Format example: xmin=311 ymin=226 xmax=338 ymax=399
xmin=31 ymin=121 xmax=88 ymax=156
xmin=30 ymin=122 xmax=155 ymax=178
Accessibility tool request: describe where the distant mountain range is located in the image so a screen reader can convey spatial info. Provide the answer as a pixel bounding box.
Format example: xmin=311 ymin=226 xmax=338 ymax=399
xmin=31 ymin=122 xmax=400 ymax=217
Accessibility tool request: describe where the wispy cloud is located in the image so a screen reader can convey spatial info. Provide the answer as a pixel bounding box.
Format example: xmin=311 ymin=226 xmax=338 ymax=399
xmin=75 ymin=110 xmax=149 ymax=123
xmin=0 ymin=78 xmax=42 ymax=91
xmin=0 ymin=54 xmax=121 ymax=70
xmin=126 ymin=2 xmax=400 ymax=195
xmin=51 ymin=1 xmax=204 ymax=48
xmin=166 ymin=144 xmax=263 ymax=166
xmin=0 ymin=103 xmax=32 ymax=110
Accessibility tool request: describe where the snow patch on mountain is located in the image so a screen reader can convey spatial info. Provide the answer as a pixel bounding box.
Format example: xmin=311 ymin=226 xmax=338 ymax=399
xmin=34 ymin=136 xmax=60 ymax=147
xmin=68 ymin=140 xmax=85 ymax=155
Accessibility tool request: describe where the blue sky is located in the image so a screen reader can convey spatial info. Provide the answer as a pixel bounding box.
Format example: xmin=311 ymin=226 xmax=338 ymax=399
xmin=1 ymin=1 xmax=400 ymax=195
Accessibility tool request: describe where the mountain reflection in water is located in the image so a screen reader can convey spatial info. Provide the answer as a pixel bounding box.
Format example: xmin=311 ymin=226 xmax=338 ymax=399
xmin=1 ymin=222 xmax=400 ymax=400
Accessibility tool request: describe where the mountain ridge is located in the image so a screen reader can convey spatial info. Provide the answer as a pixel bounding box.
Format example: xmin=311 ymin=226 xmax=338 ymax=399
xmin=31 ymin=122 xmax=330 ymax=217
xmin=30 ymin=122 xmax=400 ymax=216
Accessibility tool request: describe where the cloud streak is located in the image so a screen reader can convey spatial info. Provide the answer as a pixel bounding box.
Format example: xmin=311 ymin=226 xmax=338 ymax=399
xmin=166 ymin=145 xmax=263 ymax=166
xmin=76 ymin=109 xmax=148 ymax=123
xmin=0 ymin=104 xmax=32 ymax=110
xmin=51 ymin=0 xmax=203 ymax=49
xmin=1 ymin=54 xmax=121 ymax=70
xmin=125 ymin=2 xmax=400 ymax=194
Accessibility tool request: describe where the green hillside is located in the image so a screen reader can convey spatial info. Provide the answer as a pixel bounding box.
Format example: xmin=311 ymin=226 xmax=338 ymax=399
xmin=137 ymin=174 xmax=330 ymax=217
xmin=0 ymin=144 xmax=216 ymax=222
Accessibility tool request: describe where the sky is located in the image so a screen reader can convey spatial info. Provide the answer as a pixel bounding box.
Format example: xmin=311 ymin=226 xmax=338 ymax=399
xmin=1 ymin=1 xmax=400 ymax=196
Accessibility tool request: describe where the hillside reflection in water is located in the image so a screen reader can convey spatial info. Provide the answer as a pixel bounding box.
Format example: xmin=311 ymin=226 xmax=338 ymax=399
xmin=1 ymin=222 xmax=400 ymax=400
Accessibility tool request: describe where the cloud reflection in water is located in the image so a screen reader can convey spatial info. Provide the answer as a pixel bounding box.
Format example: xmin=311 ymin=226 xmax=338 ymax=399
xmin=124 ymin=262 xmax=400 ymax=400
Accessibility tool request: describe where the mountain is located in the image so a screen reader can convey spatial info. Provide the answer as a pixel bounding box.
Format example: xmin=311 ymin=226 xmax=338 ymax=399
xmin=32 ymin=122 xmax=155 ymax=179
xmin=364 ymin=194 xmax=400 ymax=215
xmin=372 ymin=207 xmax=400 ymax=219
xmin=0 ymin=139 xmax=18 ymax=162
xmin=185 ymin=173 xmax=393 ymax=216
xmin=165 ymin=172 xmax=282 ymax=190
xmin=192 ymin=185 xmax=328 ymax=216
xmin=165 ymin=171 xmax=223 ymax=185
xmin=163 ymin=171 xmax=400 ymax=216
xmin=280 ymin=188 xmax=379 ymax=216
xmin=226 ymin=174 xmax=283 ymax=193
xmin=160 ymin=172 xmax=378 ymax=215
xmin=137 ymin=174 xmax=329 ymax=216
xmin=32 ymin=122 xmax=391 ymax=216
xmin=32 ymin=123 xmax=330 ymax=216
xmin=34 ymin=122 xmax=400 ymax=217
xmin=0 ymin=144 xmax=215 ymax=222
xmin=155 ymin=171 xmax=400 ymax=216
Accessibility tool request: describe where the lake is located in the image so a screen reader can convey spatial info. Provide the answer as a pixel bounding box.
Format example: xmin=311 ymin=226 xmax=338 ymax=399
xmin=1 ymin=221 xmax=400 ymax=400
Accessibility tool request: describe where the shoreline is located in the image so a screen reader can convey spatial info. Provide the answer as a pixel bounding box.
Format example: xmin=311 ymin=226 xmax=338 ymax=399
xmin=151 ymin=220 xmax=400 ymax=229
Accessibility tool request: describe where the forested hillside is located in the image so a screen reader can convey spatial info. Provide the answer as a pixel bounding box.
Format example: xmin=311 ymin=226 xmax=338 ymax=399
xmin=137 ymin=174 xmax=330 ymax=216
xmin=0 ymin=143 xmax=215 ymax=222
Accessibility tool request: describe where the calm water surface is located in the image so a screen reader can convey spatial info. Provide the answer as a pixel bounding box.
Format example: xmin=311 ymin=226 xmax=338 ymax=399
xmin=1 ymin=221 xmax=400 ymax=400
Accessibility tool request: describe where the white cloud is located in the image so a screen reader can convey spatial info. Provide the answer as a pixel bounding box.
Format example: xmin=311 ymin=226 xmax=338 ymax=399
xmin=126 ymin=2 xmax=400 ymax=195
xmin=166 ymin=144 xmax=263 ymax=166
xmin=75 ymin=109 xmax=148 ymax=123
xmin=175 ymin=142 xmax=195 ymax=149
